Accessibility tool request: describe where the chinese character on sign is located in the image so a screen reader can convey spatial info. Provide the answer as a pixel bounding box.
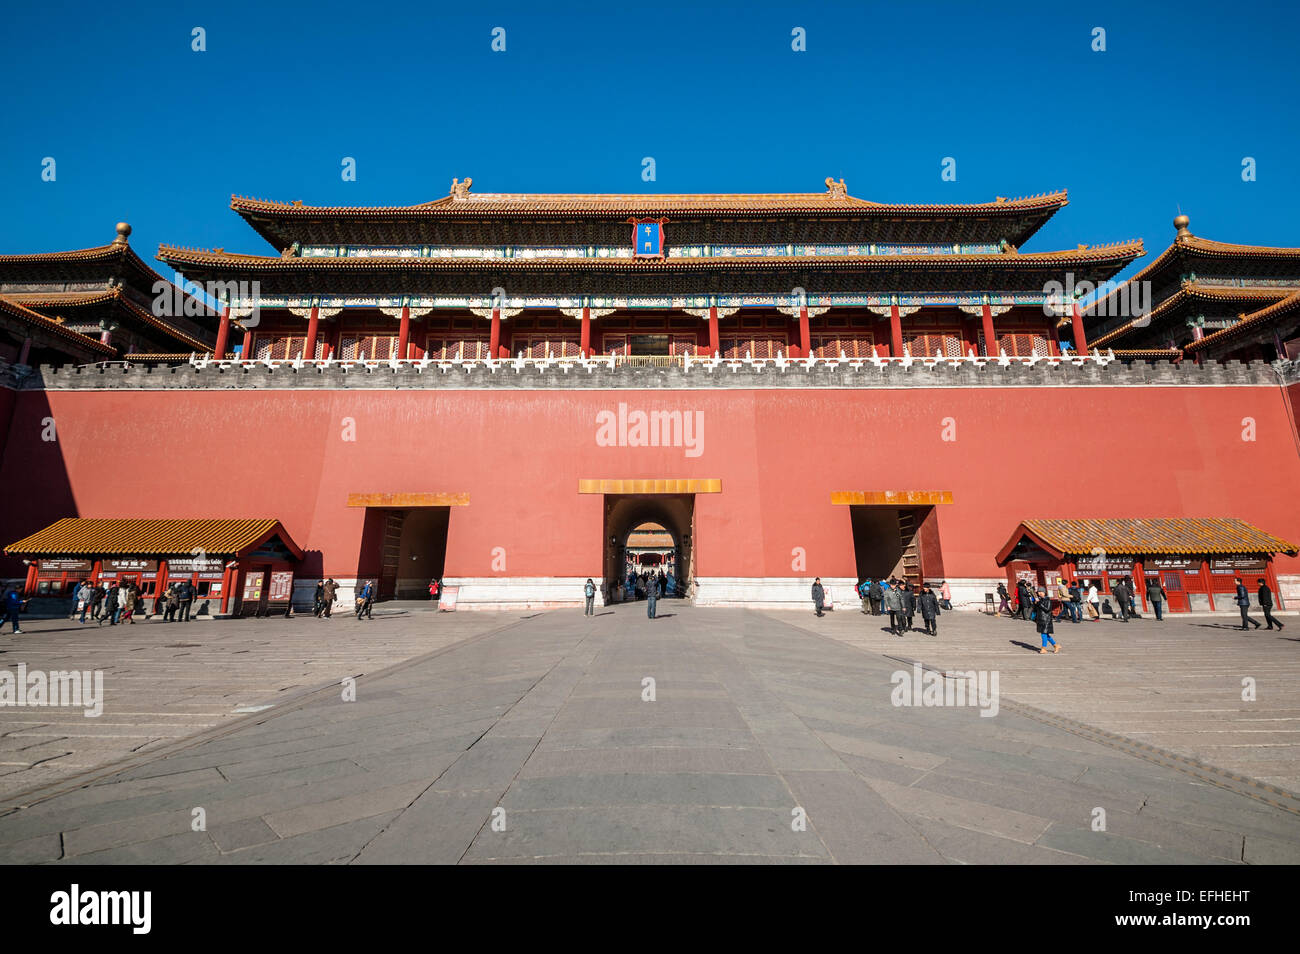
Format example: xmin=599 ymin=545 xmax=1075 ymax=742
xmin=632 ymin=220 xmax=663 ymax=257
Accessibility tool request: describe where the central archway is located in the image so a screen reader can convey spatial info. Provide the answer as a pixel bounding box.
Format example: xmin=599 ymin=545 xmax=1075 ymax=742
xmin=602 ymin=494 xmax=694 ymax=603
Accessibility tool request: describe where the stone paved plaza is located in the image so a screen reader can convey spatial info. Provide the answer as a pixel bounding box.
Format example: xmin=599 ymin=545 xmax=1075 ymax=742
xmin=1 ymin=603 xmax=1298 ymax=864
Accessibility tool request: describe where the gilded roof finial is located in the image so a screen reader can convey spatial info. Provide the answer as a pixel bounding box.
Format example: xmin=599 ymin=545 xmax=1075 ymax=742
xmin=1174 ymin=214 xmax=1192 ymax=240
xmin=112 ymin=222 xmax=131 ymax=246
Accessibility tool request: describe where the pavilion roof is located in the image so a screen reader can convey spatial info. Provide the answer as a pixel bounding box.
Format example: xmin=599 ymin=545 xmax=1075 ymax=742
xmin=231 ymin=183 xmax=1071 ymax=250
xmin=995 ymin=518 xmax=1299 ymax=565
xmin=1183 ymin=290 xmax=1300 ymax=354
xmin=5 ymin=517 xmax=304 ymax=559
xmin=160 ymin=240 xmax=1143 ymax=272
xmin=0 ymin=295 xmax=116 ymax=358
xmin=1088 ymin=282 xmax=1293 ymax=346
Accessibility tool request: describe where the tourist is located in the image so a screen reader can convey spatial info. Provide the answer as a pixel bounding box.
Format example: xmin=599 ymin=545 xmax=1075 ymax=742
xmin=1067 ymin=579 xmax=1083 ymax=623
xmin=1054 ymin=578 xmax=1071 ymax=621
xmin=1112 ymin=579 xmax=1130 ymax=623
xmin=1084 ymin=579 xmax=1100 ymax=620
xmin=1147 ymin=577 xmax=1167 ymax=621
xmin=428 ymin=578 xmax=440 ymax=601
xmin=584 ymin=578 xmax=596 ymax=617
xmin=902 ymin=582 xmax=916 ymax=630
xmin=858 ymin=579 xmax=871 ymax=614
xmin=321 ymin=578 xmax=338 ymax=618
xmin=1257 ymin=578 xmax=1282 ymax=630
xmin=882 ymin=584 xmax=904 ymax=636
xmin=313 ymin=579 xmax=325 ymax=616
xmin=100 ymin=583 xmax=120 ymax=626
xmin=646 ymin=573 xmax=659 ymax=620
xmin=811 ymin=578 xmax=825 ymax=617
xmin=177 ymin=579 xmax=194 ymax=622
xmin=3 ymin=587 xmax=23 ymax=635
xmin=1234 ymin=577 xmax=1261 ymax=631
xmin=996 ymin=581 xmax=1011 ymax=616
xmin=355 ymin=580 xmax=375 ymax=620
xmin=919 ymin=585 xmax=939 ymax=636
xmin=1126 ymin=577 xmax=1140 ymax=619
xmin=868 ymin=579 xmax=883 ymax=616
xmin=1035 ymin=588 xmax=1059 ymax=654
xmin=90 ymin=582 xmax=105 ymax=620
xmin=939 ymin=580 xmax=952 ymax=611
xmin=75 ymin=580 xmax=93 ymax=623
xmin=120 ymin=583 xmax=138 ymax=625
xmin=163 ymin=583 xmax=179 ymax=622
xmin=1016 ymin=579 xmax=1033 ymax=620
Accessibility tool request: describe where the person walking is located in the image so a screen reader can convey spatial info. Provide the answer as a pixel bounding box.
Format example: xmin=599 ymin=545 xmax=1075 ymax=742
xmin=355 ymin=580 xmax=375 ymax=620
xmin=939 ymin=580 xmax=952 ymax=611
xmin=321 ymin=578 xmax=337 ymax=619
xmin=811 ymin=578 xmax=826 ymax=617
xmin=868 ymin=579 xmax=883 ymax=616
xmin=121 ymin=583 xmax=139 ymax=624
xmin=99 ymin=583 xmax=120 ymax=626
xmin=901 ymin=582 xmax=916 ymax=630
xmin=75 ymin=580 xmax=93 ymax=623
xmin=1035 ymin=588 xmax=1059 ymax=654
xmin=177 ymin=579 xmax=194 ymax=622
xmin=163 ymin=582 xmax=179 ymax=622
xmin=1084 ymin=579 xmax=1100 ymax=621
xmin=858 ymin=579 xmax=871 ymax=615
xmin=1257 ymin=578 xmax=1282 ymax=631
xmin=313 ymin=579 xmax=325 ymax=617
xmin=996 ymin=581 xmax=1011 ymax=617
xmin=3 ymin=587 xmax=24 ymax=635
xmin=1054 ymin=578 xmax=1071 ymax=622
xmin=1112 ymin=579 xmax=1130 ymax=623
xmin=584 ymin=578 xmax=596 ymax=617
xmin=919 ymin=585 xmax=940 ymax=636
xmin=1016 ymin=579 xmax=1034 ymax=620
xmin=646 ymin=573 xmax=659 ymax=620
xmin=1147 ymin=578 xmax=1167 ymax=622
xmin=428 ymin=578 xmax=440 ymax=601
xmin=90 ymin=582 xmax=106 ymax=620
xmin=1067 ymin=579 xmax=1083 ymax=623
xmin=882 ymin=584 xmax=905 ymax=636
xmin=1235 ymin=577 xmax=1261 ymax=630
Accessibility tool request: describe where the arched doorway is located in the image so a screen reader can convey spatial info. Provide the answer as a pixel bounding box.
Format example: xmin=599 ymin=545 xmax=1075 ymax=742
xmin=602 ymin=494 xmax=694 ymax=603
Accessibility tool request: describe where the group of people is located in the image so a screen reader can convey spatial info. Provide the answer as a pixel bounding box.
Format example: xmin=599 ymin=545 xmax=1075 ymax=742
xmin=995 ymin=574 xmax=1282 ymax=633
xmin=624 ymin=569 xmax=676 ymax=603
xmin=834 ymin=577 xmax=951 ymax=637
xmin=75 ymin=579 xmax=199 ymax=626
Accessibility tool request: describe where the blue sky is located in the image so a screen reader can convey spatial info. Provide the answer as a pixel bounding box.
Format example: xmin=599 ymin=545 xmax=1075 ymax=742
xmin=3 ymin=0 xmax=1297 ymax=284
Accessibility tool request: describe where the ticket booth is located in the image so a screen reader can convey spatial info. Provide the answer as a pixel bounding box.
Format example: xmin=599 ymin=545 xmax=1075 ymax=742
xmin=996 ymin=518 xmax=1296 ymax=615
xmin=5 ymin=517 xmax=304 ymax=619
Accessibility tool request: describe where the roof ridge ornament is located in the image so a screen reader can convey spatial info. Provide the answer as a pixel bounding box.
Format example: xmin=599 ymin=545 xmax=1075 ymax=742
xmin=1174 ymin=213 xmax=1193 ymax=240
xmin=112 ymin=222 xmax=131 ymax=246
xmin=824 ymin=177 xmax=847 ymax=199
xmin=451 ymin=177 xmax=474 ymax=200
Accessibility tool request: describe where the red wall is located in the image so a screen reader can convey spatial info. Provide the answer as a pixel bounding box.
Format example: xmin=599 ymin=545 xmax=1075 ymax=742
xmin=2 ymin=385 xmax=1298 ymax=580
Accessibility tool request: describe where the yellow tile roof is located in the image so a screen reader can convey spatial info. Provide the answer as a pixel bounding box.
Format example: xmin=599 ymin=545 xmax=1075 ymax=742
xmin=1006 ymin=518 xmax=1297 ymax=560
xmin=5 ymin=518 xmax=300 ymax=558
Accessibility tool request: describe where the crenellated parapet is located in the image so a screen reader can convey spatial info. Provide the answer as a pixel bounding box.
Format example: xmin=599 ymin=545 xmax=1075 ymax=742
xmin=12 ymin=355 xmax=1297 ymax=392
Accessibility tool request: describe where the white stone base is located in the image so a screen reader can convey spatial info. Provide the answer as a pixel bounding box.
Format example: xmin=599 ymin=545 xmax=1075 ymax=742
xmin=444 ymin=577 xmax=606 ymax=610
xmin=1278 ymin=575 xmax=1298 ymax=611
xmin=693 ymin=577 xmax=858 ymax=610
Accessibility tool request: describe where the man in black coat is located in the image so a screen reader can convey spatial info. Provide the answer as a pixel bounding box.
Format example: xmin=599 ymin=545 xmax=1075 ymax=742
xmin=902 ymin=583 xmax=916 ymax=630
xmin=867 ymin=580 xmax=883 ymax=616
xmin=918 ymin=586 xmax=940 ymax=636
xmin=1256 ymin=578 xmax=1282 ymax=631
xmin=811 ymin=578 xmax=825 ymax=617
xmin=1235 ymin=577 xmax=1261 ymax=630
xmin=1016 ymin=580 xmax=1033 ymax=620
xmin=1112 ymin=579 xmax=1130 ymax=622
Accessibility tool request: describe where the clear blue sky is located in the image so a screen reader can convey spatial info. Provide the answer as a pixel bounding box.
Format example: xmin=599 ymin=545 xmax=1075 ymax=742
xmin=3 ymin=0 xmax=1297 ymax=285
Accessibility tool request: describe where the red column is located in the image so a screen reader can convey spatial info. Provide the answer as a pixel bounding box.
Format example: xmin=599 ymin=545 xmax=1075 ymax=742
xmin=889 ymin=304 xmax=903 ymax=357
xmin=708 ymin=306 xmax=720 ymax=356
xmin=580 ymin=307 xmax=592 ymax=357
xmin=1071 ymin=302 xmax=1088 ymax=354
xmin=798 ymin=307 xmax=811 ymax=358
xmin=17 ymin=337 xmax=32 ymax=364
xmin=304 ymin=305 xmax=320 ymax=359
xmin=241 ymin=328 xmax=252 ymax=357
xmin=489 ymin=308 xmax=502 ymax=358
xmin=213 ymin=306 xmax=231 ymax=358
xmin=23 ymin=562 xmax=38 ymax=594
xmin=980 ymin=303 xmax=997 ymax=357
xmin=397 ymin=305 xmax=411 ymax=360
